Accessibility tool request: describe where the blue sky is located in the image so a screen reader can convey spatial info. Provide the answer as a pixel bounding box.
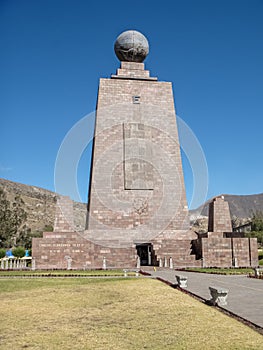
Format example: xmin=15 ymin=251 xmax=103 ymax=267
xmin=1 ymin=0 xmax=263 ymax=209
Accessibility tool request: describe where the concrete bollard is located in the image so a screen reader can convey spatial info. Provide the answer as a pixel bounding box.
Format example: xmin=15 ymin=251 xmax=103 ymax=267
xmin=169 ymin=257 xmax=173 ymax=269
xmin=209 ymin=286 xmax=229 ymax=306
xmin=136 ymin=256 xmax=140 ymax=269
xmin=175 ymin=275 xmax=188 ymax=288
xmin=31 ymin=258 xmax=36 ymax=271
xmin=103 ymin=257 xmax=107 ymax=270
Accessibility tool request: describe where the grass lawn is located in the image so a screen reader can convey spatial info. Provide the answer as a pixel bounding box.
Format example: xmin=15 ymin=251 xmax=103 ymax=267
xmin=0 ymin=269 xmax=135 ymax=277
xmin=184 ymin=267 xmax=254 ymax=275
xmin=0 ymin=278 xmax=262 ymax=350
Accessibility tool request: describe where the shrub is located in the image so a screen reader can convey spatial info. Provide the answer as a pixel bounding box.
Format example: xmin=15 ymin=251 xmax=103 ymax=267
xmin=43 ymin=225 xmax=53 ymax=232
xmin=12 ymin=247 xmax=25 ymax=258
xmin=245 ymin=231 xmax=263 ymax=247
xmin=259 ymin=260 xmax=263 ymax=266
xmin=0 ymin=248 xmax=6 ymax=259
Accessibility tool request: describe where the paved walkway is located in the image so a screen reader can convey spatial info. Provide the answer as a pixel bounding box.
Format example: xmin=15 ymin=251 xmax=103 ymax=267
xmin=145 ymin=269 xmax=263 ymax=329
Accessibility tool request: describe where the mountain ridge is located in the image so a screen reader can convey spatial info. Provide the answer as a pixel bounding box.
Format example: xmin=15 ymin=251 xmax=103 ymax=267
xmin=1 ymin=178 xmax=263 ymax=234
xmin=190 ymin=193 xmax=263 ymax=219
xmin=0 ymin=177 xmax=86 ymax=233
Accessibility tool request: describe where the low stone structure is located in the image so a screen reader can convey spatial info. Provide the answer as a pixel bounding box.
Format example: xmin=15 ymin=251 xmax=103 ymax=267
xmin=193 ymin=197 xmax=258 ymax=267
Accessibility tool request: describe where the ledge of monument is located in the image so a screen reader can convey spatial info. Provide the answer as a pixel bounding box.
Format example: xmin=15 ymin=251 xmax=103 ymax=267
xmin=111 ymin=74 xmax=158 ymax=81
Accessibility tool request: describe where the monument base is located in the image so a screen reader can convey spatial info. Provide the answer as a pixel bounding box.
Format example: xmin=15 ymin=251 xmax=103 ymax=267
xmin=32 ymin=229 xmax=202 ymax=269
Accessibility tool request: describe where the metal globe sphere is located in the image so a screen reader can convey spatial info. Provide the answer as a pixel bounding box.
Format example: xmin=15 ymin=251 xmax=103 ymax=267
xmin=114 ymin=30 xmax=149 ymax=63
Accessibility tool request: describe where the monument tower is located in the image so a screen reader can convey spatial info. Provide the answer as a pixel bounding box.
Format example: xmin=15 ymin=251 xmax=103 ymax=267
xmin=84 ymin=30 xmax=198 ymax=266
xmin=32 ymin=30 xmax=258 ymax=269
xmin=32 ymin=31 xmax=201 ymax=268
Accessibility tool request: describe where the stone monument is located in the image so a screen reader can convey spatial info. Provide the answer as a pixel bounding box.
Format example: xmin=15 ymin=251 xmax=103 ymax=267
xmin=194 ymin=196 xmax=258 ymax=267
xmin=32 ymin=30 xmax=258 ymax=269
xmin=84 ymin=29 xmax=198 ymax=266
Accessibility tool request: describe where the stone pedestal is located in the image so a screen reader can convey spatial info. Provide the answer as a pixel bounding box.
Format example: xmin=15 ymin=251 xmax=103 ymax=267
xmin=209 ymin=286 xmax=229 ymax=306
xmin=175 ymin=275 xmax=188 ymax=288
xmin=169 ymin=257 xmax=173 ymax=269
xmin=31 ymin=258 xmax=36 ymax=271
xmin=254 ymin=268 xmax=263 ymax=278
xmin=136 ymin=256 xmax=140 ymax=269
xmin=65 ymin=256 xmax=72 ymax=270
xmin=103 ymin=257 xmax=107 ymax=270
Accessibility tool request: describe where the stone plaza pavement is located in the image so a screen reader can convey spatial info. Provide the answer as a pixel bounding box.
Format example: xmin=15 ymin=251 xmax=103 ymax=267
xmin=145 ymin=269 xmax=263 ymax=329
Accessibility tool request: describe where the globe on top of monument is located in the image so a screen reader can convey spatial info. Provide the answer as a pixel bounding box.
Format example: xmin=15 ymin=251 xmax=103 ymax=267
xmin=114 ymin=30 xmax=149 ymax=63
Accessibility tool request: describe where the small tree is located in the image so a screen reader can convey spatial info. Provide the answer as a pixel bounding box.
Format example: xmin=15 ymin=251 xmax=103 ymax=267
xmin=12 ymin=246 xmax=25 ymax=258
xmin=245 ymin=211 xmax=263 ymax=248
xmin=0 ymin=248 xmax=6 ymax=259
xmin=43 ymin=224 xmax=53 ymax=232
xmin=0 ymin=188 xmax=12 ymax=247
xmin=16 ymin=226 xmax=32 ymax=249
xmin=0 ymin=189 xmax=28 ymax=248
xmin=251 ymin=211 xmax=263 ymax=232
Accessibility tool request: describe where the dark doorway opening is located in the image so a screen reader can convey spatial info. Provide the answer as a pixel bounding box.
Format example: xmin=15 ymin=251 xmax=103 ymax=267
xmin=136 ymin=243 xmax=155 ymax=266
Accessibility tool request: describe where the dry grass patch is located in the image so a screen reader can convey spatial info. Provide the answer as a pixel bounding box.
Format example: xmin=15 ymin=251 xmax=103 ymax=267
xmin=0 ymin=278 xmax=262 ymax=349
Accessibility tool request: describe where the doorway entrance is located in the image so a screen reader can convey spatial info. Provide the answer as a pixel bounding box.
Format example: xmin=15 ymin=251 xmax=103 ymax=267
xmin=136 ymin=243 xmax=154 ymax=266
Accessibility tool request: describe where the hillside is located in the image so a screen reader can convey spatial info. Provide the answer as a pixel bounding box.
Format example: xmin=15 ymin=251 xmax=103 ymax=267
xmin=0 ymin=178 xmax=87 ymax=234
xmin=190 ymin=193 xmax=263 ymax=219
xmin=1 ymin=178 xmax=263 ymax=235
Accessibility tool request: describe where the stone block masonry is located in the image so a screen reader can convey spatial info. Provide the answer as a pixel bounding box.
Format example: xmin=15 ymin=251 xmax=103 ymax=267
xmin=197 ymin=196 xmax=258 ymax=267
xmin=32 ymin=231 xmax=136 ymax=269
xmin=87 ymin=61 xmax=191 ymax=237
xmin=208 ymin=197 xmax=232 ymax=232
xmin=33 ymin=60 xmax=199 ymax=269
xmin=53 ymin=196 xmax=74 ymax=232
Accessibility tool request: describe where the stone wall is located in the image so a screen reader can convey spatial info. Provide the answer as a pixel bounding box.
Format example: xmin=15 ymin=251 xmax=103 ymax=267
xmin=32 ymin=231 xmax=137 ymax=269
xmin=199 ymin=197 xmax=258 ymax=267
xmin=201 ymin=237 xmax=233 ymax=267
xmin=201 ymin=236 xmax=258 ymax=267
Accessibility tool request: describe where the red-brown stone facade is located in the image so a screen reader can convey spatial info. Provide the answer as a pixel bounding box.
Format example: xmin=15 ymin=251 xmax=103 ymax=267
xmin=33 ymin=62 xmax=201 ymax=269
xmin=32 ymin=63 xmax=258 ymax=269
xmin=197 ymin=197 xmax=258 ymax=267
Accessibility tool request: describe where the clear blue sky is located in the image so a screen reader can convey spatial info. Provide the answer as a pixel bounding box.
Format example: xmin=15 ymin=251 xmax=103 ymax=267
xmin=1 ymin=0 xmax=263 ymax=209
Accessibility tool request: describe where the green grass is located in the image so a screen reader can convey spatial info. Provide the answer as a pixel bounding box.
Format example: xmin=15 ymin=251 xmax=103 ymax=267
xmin=0 ymin=269 xmax=136 ymax=277
xmin=0 ymin=278 xmax=262 ymax=349
xmin=184 ymin=267 xmax=254 ymax=275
